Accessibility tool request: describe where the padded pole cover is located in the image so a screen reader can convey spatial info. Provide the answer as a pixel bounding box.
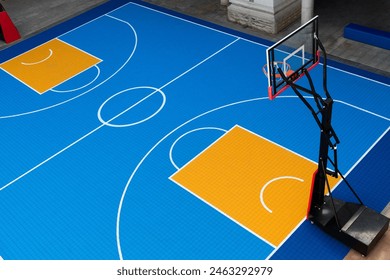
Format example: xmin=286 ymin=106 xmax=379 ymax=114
xmin=0 ymin=4 xmax=21 ymax=44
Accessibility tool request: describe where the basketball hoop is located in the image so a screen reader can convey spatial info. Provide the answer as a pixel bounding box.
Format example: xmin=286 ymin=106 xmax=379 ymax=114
xmin=262 ymin=61 xmax=292 ymax=81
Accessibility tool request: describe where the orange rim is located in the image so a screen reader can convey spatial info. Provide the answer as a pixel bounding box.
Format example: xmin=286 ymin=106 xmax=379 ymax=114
xmin=262 ymin=62 xmax=291 ymax=79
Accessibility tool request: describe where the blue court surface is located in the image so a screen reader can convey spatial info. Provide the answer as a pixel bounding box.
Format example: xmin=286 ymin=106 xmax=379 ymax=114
xmin=0 ymin=0 xmax=389 ymax=260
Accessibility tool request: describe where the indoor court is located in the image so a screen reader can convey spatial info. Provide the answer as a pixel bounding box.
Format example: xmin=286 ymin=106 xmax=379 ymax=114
xmin=0 ymin=0 xmax=389 ymax=260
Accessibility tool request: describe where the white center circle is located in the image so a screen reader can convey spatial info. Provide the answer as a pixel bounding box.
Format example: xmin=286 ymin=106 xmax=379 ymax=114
xmin=97 ymin=86 xmax=166 ymax=128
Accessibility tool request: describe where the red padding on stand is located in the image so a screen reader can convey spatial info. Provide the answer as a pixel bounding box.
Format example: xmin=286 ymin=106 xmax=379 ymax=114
xmin=306 ymin=169 xmax=318 ymax=219
xmin=0 ymin=10 xmax=21 ymax=43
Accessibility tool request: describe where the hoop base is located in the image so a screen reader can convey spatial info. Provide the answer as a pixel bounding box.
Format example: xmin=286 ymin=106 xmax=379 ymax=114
xmin=308 ymin=197 xmax=389 ymax=256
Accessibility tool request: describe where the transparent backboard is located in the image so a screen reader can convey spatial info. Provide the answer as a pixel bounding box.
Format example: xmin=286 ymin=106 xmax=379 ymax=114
xmin=265 ymin=16 xmax=320 ymax=100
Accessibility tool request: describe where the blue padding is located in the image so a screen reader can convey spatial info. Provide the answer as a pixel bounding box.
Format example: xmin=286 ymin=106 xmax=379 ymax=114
xmin=344 ymin=23 xmax=390 ymax=50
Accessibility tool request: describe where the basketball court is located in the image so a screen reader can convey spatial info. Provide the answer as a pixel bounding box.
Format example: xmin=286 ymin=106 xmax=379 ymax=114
xmin=0 ymin=0 xmax=388 ymax=260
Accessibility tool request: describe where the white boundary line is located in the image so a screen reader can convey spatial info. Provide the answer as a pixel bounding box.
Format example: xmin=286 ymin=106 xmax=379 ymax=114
xmin=0 ymin=3 xmax=388 ymax=259
xmin=171 ymin=178 xmax=276 ymax=249
xmin=278 ymin=95 xmax=390 ymax=121
xmin=0 ymin=15 xmax=137 ymax=119
xmin=171 ymin=123 xmax=319 ymax=179
xmin=327 ymin=64 xmax=390 ymax=87
xmin=169 ymin=127 xmax=228 ymax=170
xmin=116 ymin=98 xmax=267 ymax=259
xmin=129 ymin=2 xmax=241 ymax=40
xmin=116 ymin=95 xmax=389 ymax=259
xmin=0 ymin=39 xmax=239 ymax=192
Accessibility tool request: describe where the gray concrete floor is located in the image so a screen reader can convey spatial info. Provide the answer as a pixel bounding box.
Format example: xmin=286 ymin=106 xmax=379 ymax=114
xmin=344 ymin=202 xmax=390 ymax=260
xmin=143 ymin=0 xmax=390 ymax=78
xmin=0 ymin=0 xmax=107 ymax=47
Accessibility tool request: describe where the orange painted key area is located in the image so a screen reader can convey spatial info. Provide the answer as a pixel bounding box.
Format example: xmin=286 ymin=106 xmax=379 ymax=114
xmin=171 ymin=125 xmax=339 ymax=246
xmin=0 ymin=39 xmax=101 ymax=94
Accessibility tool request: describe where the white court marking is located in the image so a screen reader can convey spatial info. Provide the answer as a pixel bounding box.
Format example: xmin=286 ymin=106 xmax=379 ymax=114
xmin=260 ymin=176 xmax=305 ymax=214
xmin=97 ymin=86 xmax=166 ymax=128
xmin=169 ymin=127 xmax=228 ymax=170
xmin=21 ymin=49 xmax=53 ymax=66
xmin=51 ymin=65 xmax=101 ymax=93
xmin=116 ymin=95 xmax=389 ymax=259
xmin=0 ymin=14 xmax=137 ymax=119
xmin=0 ymin=4 xmax=388 ymax=260
xmin=0 ymin=37 xmax=240 ymax=193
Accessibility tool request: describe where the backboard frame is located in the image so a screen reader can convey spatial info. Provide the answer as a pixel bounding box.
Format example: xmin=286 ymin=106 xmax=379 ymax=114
xmin=266 ymin=16 xmax=320 ymax=100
